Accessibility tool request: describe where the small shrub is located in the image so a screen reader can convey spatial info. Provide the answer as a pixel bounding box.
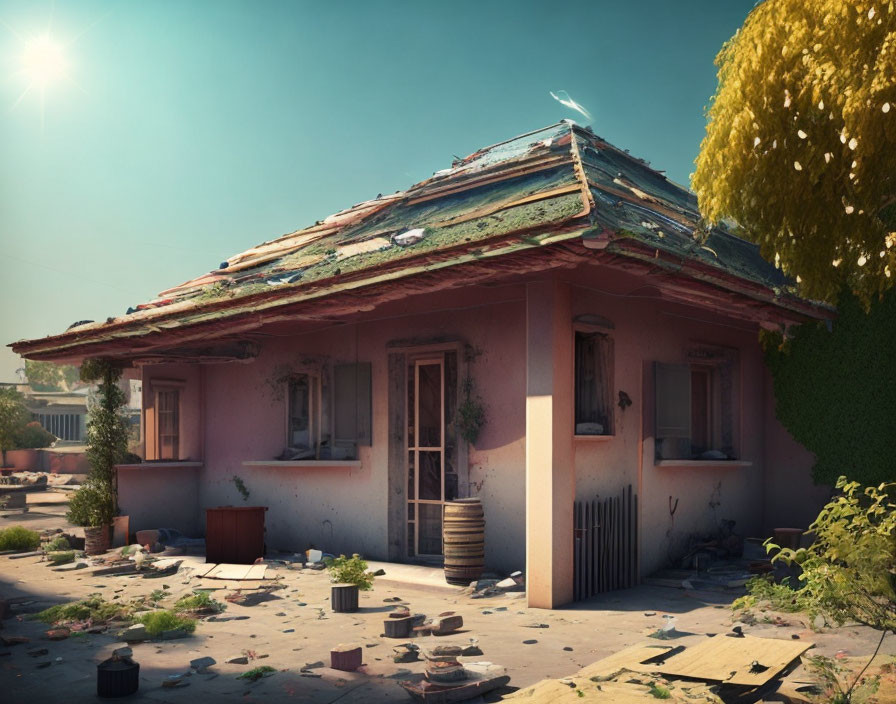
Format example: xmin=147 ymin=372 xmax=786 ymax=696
xmin=175 ymin=591 xmax=225 ymax=614
xmin=47 ymin=551 xmax=75 ymax=566
xmin=323 ymin=553 xmax=375 ymax=590
xmin=33 ymin=596 xmax=127 ymax=625
xmin=0 ymin=525 xmax=41 ymax=551
xmin=238 ymin=666 xmax=275 ymax=682
xmin=13 ymin=421 xmax=55 ymax=449
xmin=806 ymin=655 xmax=880 ymax=704
xmin=66 ymin=482 xmax=114 ymax=527
xmin=148 ymin=589 xmax=169 ymax=604
xmin=732 ymin=575 xmax=808 ymax=614
xmin=44 ymin=535 xmax=70 ymax=552
xmin=648 ymin=683 xmax=672 ymax=699
xmin=137 ymin=610 xmax=196 ymax=636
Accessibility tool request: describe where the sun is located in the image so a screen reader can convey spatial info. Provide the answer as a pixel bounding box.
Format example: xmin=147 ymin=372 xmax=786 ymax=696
xmin=20 ymin=34 xmax=67 ymax=87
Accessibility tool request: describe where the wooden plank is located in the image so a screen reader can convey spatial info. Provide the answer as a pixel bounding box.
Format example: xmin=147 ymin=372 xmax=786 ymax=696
xmin=633 ymin=492 xmax=639 ymax=586
xmin=650 ymin=634 xmax=812 ymax=687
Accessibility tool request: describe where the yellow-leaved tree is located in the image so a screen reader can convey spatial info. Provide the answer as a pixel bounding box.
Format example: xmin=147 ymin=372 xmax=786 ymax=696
xmin=694 ymin=0 xmax=896 ymax=303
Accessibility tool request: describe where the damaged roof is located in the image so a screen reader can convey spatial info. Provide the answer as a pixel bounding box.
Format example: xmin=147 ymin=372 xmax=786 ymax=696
xmin=11 ymin=121 xmax=829 ymax=361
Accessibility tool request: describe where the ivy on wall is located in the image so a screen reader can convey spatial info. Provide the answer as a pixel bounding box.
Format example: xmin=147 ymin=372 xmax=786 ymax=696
xmin=763 ymin=290 xmax=896 ymax=488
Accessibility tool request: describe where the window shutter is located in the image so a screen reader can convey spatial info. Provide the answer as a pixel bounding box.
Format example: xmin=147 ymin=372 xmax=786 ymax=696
xmin=334 ymin=363 xmax=372 ymax=446
xmin=654 ymin=362 xmax=690 ymax=440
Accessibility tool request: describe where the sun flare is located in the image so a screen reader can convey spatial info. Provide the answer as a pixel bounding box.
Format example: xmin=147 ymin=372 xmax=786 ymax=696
xmin=21 ymin=34 xmax=67 ymax=87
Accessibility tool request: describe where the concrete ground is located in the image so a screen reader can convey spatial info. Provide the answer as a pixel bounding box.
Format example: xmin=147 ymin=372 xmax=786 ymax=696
xmin=1 ymin=489 xmax=893 ymax=703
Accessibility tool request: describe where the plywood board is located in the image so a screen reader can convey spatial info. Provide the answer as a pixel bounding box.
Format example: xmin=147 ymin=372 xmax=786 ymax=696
xmin=243 ymin=564 xmax=268 ymax=580
xmin=649 ymin=634 xmax=812 ymax=687
xmin=191 ymin=564 xmax=219 ymax=578
xmin=578 ymin=644 xmax=675 ymax=680
xmin=202 ymin=563 xmax=268 ymax=580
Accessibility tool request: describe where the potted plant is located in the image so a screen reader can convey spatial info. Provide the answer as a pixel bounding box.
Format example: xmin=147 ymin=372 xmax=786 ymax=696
xmin=67 ymin=360 xmax=129 ymax=555
xmin=325 ymin=553 xmax=375 ymax=613
xmin=67 ymin=482 xmax=115 ymax=554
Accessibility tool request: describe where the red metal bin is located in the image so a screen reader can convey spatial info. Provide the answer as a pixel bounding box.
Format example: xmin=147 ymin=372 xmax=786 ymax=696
xmin=205 ymin=506 xmax=267 ymax=564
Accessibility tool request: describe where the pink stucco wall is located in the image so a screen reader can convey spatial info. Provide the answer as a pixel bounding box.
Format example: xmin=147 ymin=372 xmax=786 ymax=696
xmin=196 ymin=287 xmax=529 ymax=572
xmin=120 ymin=264 xmax=821 ymax=581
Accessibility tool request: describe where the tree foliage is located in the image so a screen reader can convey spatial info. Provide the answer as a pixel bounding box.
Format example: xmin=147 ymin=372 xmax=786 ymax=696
xmin=763 ymin=289 xmax=896 ymax=487
xmin=0 ymin=388 xmax=31 ymax=466
xmin=770 ymin=476 xmax=895 ymax=633
xmin=24 ymin=360 xmax=80 ymax=392
xmin=694 ymin=0 xmax=896 ymax=304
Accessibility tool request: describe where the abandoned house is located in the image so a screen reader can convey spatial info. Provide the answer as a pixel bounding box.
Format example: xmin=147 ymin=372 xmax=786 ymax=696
xmin=11 ymin=122 xmax=833 ymax=607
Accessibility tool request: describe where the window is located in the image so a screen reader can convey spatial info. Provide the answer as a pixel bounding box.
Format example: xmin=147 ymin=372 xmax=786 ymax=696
xmin=283 ymin=363 xmax=372 ymax=461
xmin=156 ymin=389 xmax=180 ymax=460
xmin=287 ymin=374 xmax=320 ymax=459
xmin=654 ymin=349 xmax=738 ymax=461
xmin=333 ymin=362 xmax=372 ymax=459
xmin=574 ymin=330 xmax=613 ymax=435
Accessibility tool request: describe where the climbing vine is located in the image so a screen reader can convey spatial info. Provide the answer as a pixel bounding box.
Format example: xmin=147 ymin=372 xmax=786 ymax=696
xmin=67 ymin=359 xmax=129 ymax=526
xmin=456 ymin=346 xmax=486 ymax=445
xmin=763 ymin=289 xmax=896 ymax=487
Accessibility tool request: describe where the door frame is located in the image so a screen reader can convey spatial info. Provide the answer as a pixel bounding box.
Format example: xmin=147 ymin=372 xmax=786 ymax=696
xmin=386 ymin=340 xmax=467 ymax=563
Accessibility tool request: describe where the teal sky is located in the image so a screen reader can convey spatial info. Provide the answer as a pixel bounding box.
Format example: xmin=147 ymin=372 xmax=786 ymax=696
xmin=0 ymin=0 xmax=756 ymax=379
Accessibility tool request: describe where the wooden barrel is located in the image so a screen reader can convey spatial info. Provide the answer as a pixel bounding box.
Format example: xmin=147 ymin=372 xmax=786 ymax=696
xmin=443 ymin=498 xmax=485 ymax=585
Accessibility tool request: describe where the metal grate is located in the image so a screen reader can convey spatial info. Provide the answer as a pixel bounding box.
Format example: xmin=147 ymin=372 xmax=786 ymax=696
xmin=573 ymin=484 xmax=638 ymax=600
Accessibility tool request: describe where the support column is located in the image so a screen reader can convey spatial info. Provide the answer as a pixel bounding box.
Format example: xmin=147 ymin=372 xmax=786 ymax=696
xmin=525 ymin=279 xmax=574 ymax=608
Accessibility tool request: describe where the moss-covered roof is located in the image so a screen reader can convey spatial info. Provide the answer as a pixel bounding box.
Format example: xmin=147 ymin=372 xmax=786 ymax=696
xmin=12 ymin=122 xmax=829 ymax=361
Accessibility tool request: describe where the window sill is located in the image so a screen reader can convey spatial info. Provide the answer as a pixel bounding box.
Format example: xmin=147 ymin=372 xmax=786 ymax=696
xmin=242 ymin=460 xmax=361 ymax=468
xmin=116 ymin=461 xmax=203 ymax=469
xmin=654 ymin=460 xmax=752 ymax=468
xmin=574 ymin=434 xmax=614 ymax=441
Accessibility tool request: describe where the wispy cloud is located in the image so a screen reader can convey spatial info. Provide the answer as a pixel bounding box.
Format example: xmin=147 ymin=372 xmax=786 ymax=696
xmin=550 ymin=90 xmax=592 ymax=122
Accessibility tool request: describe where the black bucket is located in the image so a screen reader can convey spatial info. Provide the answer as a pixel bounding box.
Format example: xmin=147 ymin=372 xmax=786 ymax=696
xmin=97 ymin=658 xmax=139 ymax=698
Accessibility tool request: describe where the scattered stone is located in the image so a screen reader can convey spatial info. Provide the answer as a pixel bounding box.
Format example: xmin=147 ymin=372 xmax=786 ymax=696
xmin=120 ymin=624 xmax=147 ymax=643
xmin=112 ymin=647 xmax=133 ymax=659
xmin=392 ymin=644 xmax=420 ymax=663
xmin=161 ymin=628 xmax=190 ymax=640
xmin=301 ymin=660 xmax=324 ymax=669
xmin=225 ymin=655 xmax=249 ymax=665
xmin=430 ymin=645 xmax=463 ymax=657
xmin=383 ymin=597 xmax=403 ymax=602
xmin=282 ymin=628 xmax=294 ymax=633
xmin=644 ymin=612 xmax=656 ymax=616
xmin=1 ymin=636 xmax=29 ymax=646
xmin=52 ymin=561 xmax=88 ymax=572
xmin=27 ymin=648 xmax=49 ymax=657
xmin=207 ymin=615 xmax=249 ymax=622
xmin=364 ymin=642 xmax=380 ymax=648
xmin=522 ymin=639 xmax=538 ymax=645
xmin=256 ymin=653 xmax=269 ymax=659
xmin=461 ymin=644 xmax=483 ymax=656
xmin=162 ymin=673 xmax=189 ymax=688
xmin=36 ymin=660 xmax=52 ymax=668
xmin=45 ymin=628 xmax=70 ymax=641
xmin=524 ymin=623 xmax=549 ymax=629
xmin=563 ymin=646 xmax=574 ymax=652
xmin=190 ymin=656 xmax=216 ymax=673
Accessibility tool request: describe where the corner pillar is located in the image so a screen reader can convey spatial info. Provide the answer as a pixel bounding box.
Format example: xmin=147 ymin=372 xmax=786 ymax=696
xmin=525 ymin=279 xmax=574 ymax=608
